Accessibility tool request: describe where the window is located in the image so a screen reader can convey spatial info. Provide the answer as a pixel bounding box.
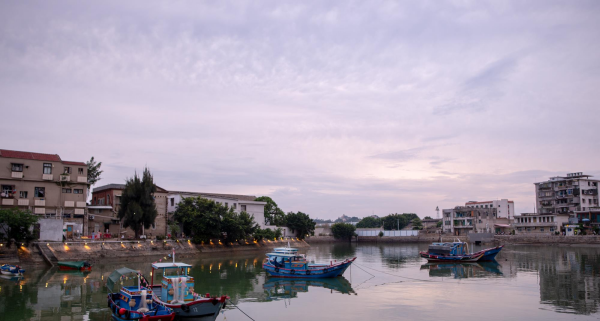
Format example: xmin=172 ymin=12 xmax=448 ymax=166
xmin=73 ymin=189 xmax=84 ymax=194
xmin=233 ymin=203 xmax=237 ymax=209
xmin=170 ymin=198 xmax=174 ymax=206
xmin=19 ymin=191 xmax=28 ymax=198
xmin=1 ymin=185 xmax=15 ymax=197
xmin=445 ymin=221 xmax=450 ymax=225
xmin=583 ymin=199 xmax=586 ymax=204
xmin=78 ymin=168 xmax=84 ymax=175
xmin=43 ymin=163 xmax=52 ymax=174
xmin=64 ymin=167 xmax=71 ymax=174
xmin=11 ymin=163 xmax=23 ymax=172
xmin=34 ymin=187 xmax=45 ymax=198
xmin=107 ymin=195 xmax=111 ymax=204
xmin=225 ymin=202 xmax=228 ymax=207
xmin=241 ymin=205 xmax=247 ymax=211
xmin=62 ymin=188 xmax=72 ymax=193
xmin=540 ymin=228 xmax=544 ymax=232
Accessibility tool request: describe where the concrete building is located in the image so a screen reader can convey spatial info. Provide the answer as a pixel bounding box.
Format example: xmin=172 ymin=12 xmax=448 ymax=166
xmin=0 ymin=149 xmax=88 ymax=238
xmin=90 ymin=183 xmax=169 ymax=238
xmin=443 ymin=200 xmax=515 ymax=235
xmin=535 ymin=172 xmax=599 ymax=214
xmin=513 ymin=213 xmax=570 ymax=234
xmin=465 ymin=199 xmax=515 ymax=219
xmin=167 ymin=191 xmax=268 ymax=229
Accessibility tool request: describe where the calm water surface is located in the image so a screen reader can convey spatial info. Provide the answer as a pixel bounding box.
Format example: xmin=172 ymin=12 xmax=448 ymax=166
xmin=2 ymin=243 xmax=600 ymax=320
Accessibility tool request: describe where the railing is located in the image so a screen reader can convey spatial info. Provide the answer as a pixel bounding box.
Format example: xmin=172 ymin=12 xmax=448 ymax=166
xmin=34 ymin=207 xmax=45 ymax=214
xmin=76 ymin=201 xmax=86 ymax=208
xmin=74 ymin=208 xmax=85 ymax=215
xmin=11 ymin=172 xmax=23 ymax=178
xmin=1 ymin=199 xmax=14 ymax=206
xmin=18 ymin=199 xmax=29 ymax=206
xmin=35 ymin=199 xmax=45 ymax=206
xmin=513 ymin=222 xmax=557 ymax=227
xmin=64 ymin=201 xmax=74 ymax=207
xmin=77 ymin=176 xmax=87 ymax=183
xmin=42 ymin=174 xmax=53 ymax=180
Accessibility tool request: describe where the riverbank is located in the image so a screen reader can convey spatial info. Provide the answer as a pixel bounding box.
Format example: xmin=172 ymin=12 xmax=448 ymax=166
xmin=495 ymin=234 xmax=600 ymax=245
xmin=306 ymin=234 xmax=465 ymax=243
xmin=0 ymin=238 xmax=310 ymax=265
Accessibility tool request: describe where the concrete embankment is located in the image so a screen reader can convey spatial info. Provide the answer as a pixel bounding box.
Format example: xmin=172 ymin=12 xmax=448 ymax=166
xmin=1 ymin=238 xmax=310 ymax=265
xmin=306 ymin=234 xmax=467 ymax=243
xmin=495 ymin=235 xmax=600 ymax=245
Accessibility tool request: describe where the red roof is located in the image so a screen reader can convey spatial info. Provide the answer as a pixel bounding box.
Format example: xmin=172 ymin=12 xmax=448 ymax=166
xmin=63 ymin=161 xmax=86 ymax=166
xmin=465 ymin=200 xmax=514 ymax=205
xmin=0 ymin=149 xmax=62 ymax=162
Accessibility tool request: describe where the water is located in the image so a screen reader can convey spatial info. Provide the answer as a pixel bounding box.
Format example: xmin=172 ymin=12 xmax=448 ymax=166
xmin=2 ymin=243 xmax=600 ymax=320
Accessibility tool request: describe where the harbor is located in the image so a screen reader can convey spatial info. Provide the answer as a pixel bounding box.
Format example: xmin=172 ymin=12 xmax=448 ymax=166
xmin=1 ymin=243 xmax=600 ymax=320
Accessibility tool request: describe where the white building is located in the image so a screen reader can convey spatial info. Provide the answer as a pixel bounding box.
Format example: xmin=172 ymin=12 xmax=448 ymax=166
xmin=513 ymin=213 xmax=570 ymax=234
xmin=464 ymin=199 xmax=515 ymax=219
xmin=535 ymin=172 xmax=599 ymax=214
xmin=167 ymin=191 xmax=269 ymax=229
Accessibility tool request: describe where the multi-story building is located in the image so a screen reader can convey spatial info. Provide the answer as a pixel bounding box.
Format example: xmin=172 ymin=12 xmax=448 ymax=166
xmin=167 ymin=191 xmax=268 ymax=229
xmin=513 ymin=213 xmax=569 ymax=234
xmin=535 ymin=172 xmax=599 ymax=214
xmin=442 ymin=199 xmax=515 ymax=235
xmin=90 ymin=183 xmax=169 ymax=238
xmin=0 ymin=149 xmax=88 ymax=237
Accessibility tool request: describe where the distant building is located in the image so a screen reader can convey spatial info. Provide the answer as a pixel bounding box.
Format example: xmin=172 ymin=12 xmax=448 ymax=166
xmin=535 ymin=172 xmax=599 ymax=214
xmin=0 ymin=149 xmax=88 ymax=239
xmin=465 ymin=199 xmax=515 ymax=219
xmin=442 ymin=199 xmax=515 ymax=235
xmin=167 ymin=191 xmax=268 ymax=229
xmin=90 ymin=183 xmax=169 ymax=238
xmin=513 ymin=213 xmax=570 ymax=235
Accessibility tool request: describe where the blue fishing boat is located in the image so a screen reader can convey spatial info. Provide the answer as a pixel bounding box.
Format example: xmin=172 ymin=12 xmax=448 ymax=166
xmin=419 ymin=241 xmax=502 ymax=263
xmin=1 ymin=264 xmax=25 ymax=276
xmin=263 ymin=246 xmax=356 ymax=278
xmin=107 ymin=267 xmax=175 ymax=321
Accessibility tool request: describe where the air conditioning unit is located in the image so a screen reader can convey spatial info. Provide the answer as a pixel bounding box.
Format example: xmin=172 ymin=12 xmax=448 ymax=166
xmin=60 ymin=175 xmax=70 ymax=181
xmin=89 ymin=215 xmax=94 ymax=220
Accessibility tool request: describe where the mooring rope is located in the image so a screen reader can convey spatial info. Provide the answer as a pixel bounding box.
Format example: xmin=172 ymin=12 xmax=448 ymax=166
xmin=354 ymin=263 xmax=441 ymax=283
xmin=227 ymin=299 xmax=256 ymax=321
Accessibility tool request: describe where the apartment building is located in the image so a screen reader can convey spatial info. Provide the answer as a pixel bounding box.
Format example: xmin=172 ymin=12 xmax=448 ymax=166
xmin=90 ymin=183 xmax=169 ymax=238
xmin=167 ymin=191 xmax=268 ymax=229
xmin=535 ymin=172 xmax=599 ymax=214
xmin=465 ymin=199 xmax=515 ymax=219
xmin=0 ymin=149 xmax=88 ymax=237
xmin=513 ymin=213 xmax=570 ymax=234
xmin=442 ymin=199 xmax=514 ymax=235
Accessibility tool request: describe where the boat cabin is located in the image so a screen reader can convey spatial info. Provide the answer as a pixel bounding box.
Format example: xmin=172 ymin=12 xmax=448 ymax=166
xmin=151 ymin=262 xmax=195 ymax=304
xmin=427 ymin=242 xmax=467 ymax=257
xmin=267 ymin=253 xmax=308 ymax=270
xmin=118 ymin=286 xmax=154 ymax=313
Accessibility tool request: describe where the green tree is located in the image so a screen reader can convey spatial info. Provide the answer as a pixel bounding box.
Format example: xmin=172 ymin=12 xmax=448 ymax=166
xmin=0 ymin=208 xmax=39 ymax=246
xmin=117 ymin=168 xmax=158 ymax=238
xmin=424 ymin=216 xmax=432 ymax=219
xmin=382 ymin=214 xmax=409 ymax=230
xmin=412 ymin=217 xmax=423 ymax=230
xmin=331 ymin=223 xmax=356 ymax=242
xmin=222 ymin=209 xmax=259 ymax=243
xmin=356 ymin=216 xmax=381 ymax=228
xmin=436 ymin=221 xmax=442 ymax=228
xmin=285 ymin=211 xmax=315 ymax=239
xmin=255 ymin=196 xmax=286 ymax=226
xmin=253 ymin=227 xmax=282 ymax=241
xmin=173 ymin=197 xmax=222 ymax=243
xmin=86 ymin=156 xmax=103 ymax=193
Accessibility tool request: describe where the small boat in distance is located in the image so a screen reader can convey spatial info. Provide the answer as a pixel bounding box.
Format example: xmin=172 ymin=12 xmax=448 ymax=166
xmin=263 ymin=245 xmax=356 ymax=278
xmin=419 ymin=241 xmax=502 ymax=263
xmin=1 ymin=264 xmax=25 ymax=276
xmin=58 ymin=261 xmax=92 ymax=272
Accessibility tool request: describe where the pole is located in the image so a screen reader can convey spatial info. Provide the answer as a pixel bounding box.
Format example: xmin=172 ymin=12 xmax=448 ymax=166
xmin=397 ymin=219 xmax=399 ymax=231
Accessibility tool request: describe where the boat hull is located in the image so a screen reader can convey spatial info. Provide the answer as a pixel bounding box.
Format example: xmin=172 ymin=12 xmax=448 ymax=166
xmin=420 ymin=246 xmax=503 ymax=263
xmin=1 ymin=265 xmax=25 ymax=276
xmin=108 ymin=293 xmax=175 ymax=321
xmin=58 ymin=265 xmax=92 ymax=271
xmin=263 ymin=258 xmax=356 ymax=278
xmin=150 ymin=285 xmax=227 ymax=320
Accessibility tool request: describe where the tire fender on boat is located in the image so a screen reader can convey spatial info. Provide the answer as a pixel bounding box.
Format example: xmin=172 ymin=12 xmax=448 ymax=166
xmin=291 ymin=269 xmax=295 ymax=274
xmin=306 ymin=270 xmax=311 ymax=275
xmin=275 ymin=267 xmax=279 ymax=273
xmin=181 ymin=303 xmax=190 ymax=312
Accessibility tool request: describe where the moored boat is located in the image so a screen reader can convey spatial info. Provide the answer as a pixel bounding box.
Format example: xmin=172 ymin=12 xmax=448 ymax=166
xmin=419 ymin=241 xmax=502 ymax=263
xmin=57 ymin=261 xmax=92 ymax=271
xmin=1 ymin=264 xmax=25 ymax=276
xmin=149 ymin=259 xmax=228 ymax=321
xmin=107 ymin=267 xmax=175 ymax=321
xmin=262 ymin=246 xmax=356 ymax=278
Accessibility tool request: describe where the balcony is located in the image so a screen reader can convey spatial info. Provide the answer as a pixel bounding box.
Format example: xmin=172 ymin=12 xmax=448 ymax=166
xmin=60 ymin=175 xmax=71 ymax=182
xmin=35 ymin=199 xmax=45 ymax=206
xmin=34 ymin=207 xmax=45 ymax=214
xmin=77 ymin=176 xmax=87 ymax=183
xmin=42 ymin=174 xmax=53 ymax=180
xmin=1 ymin=199 xmax=14 ymax=206
xmin=18 ymin=199 xmax=29 ymax=206
xmin=64 ymin=201 xmax=74 ymax=207
xmin=11 ymin=172 xmax=23 ymax=178
xmin=74 ymin=208 xmax=85 ymax=215
xmin=513 ymin=222 xmax=557 ymax=227
xmin=76 ymin=201 xmax=86 ymax=208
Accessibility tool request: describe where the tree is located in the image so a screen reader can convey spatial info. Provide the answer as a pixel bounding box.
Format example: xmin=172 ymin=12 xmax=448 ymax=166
xmin=356 ymin=216 xmax=381 ymax=228
xmin=382 ymin=214 xmax=409 ymax=230
xmin=331 ymin=223 xmax=356 ymax=242
xmin=86 ymin=156 xmax=103 ymax=193
xmin=117 ymin=168 xmax=158 ymax=238
xmin=255 ymin=196 xmax=286 ymax=226
xmin=436 ymin=221 xmax=442 ymax=228
xmin=253 ymin=227 xmax=282 ymax=241
xmin=412 ymin=217 xmax=423 ymax=230
xmin=0 ymin=208 xmax=39 ymax=246
xmin=424 ymin=216 xmax=432 ymax=220
xmin=285 ymin=211 xmax=315 ymax=239
xmin=221 ymin=209 xmax=259 ymax=243
xmin=172 ymin=196 xmax=222 ymax=243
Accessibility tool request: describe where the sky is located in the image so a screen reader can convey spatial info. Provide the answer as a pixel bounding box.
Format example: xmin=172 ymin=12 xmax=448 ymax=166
xmin=1 ymin=0 xmax=599 ymax=220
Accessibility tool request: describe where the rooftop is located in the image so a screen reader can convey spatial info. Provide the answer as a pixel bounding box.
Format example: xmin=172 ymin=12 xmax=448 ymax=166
xmin=0 ymin=149 xmax=62 ymax=162
xmin=169 ymin=190 xmax=257 ymax=202
xmin=93 ymin=183 xmax=168 ymax=194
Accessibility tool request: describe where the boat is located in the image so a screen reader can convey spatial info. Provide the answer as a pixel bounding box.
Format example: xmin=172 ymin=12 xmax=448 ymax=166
xmin=1 ymin=264 xmax=25 ymax=276
xmin=107 ymin=267 xmax=175 ymax=321
xmin=262 ymin=246 xmax=356 ymax=278
xmin=264 ymin=276 xmax=355 ymax=301
xmin=57 ymin=261 xmax=92 ymax=271
xmin=420 ymin=261 xmax=503 ymax=279
xmin=419 ymin=241 xmax=503 ymax=263
xmin=149 ymin=255 xmax=228 ymax=321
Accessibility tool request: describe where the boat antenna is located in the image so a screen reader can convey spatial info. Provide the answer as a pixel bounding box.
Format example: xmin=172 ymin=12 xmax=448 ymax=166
xmin=173 ymin=248 xmax=175 ymax=263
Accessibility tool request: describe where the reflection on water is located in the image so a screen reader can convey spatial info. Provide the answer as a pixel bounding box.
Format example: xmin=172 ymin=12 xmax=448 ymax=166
xmin=2 ymin=244 xmax=600 ymax=320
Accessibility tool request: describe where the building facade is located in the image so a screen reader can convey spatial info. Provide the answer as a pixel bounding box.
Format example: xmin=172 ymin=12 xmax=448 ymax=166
xmin=535 ymin=172 xmax=599 ymax=215
xmin=513 ymin=213 xmax=570 ymax=234
xmin=465 ymin=199 xmax=515 ymax=219
xmin=443 ymin=199 xmax=515 ymax=235
xmin=167 ymin=191 xmax=268 ymax=229
xmin=90 ymin=183 xmax=169 ymax=238
xmin=0 ymin=149 xmax=88 ymax=237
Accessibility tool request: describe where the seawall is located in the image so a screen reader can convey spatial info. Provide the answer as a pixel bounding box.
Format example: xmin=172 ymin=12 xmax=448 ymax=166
xmin=495 ymin=235 xmax=600 ymax=245
xmin=306 ymin=234 xmax=466 ymax=243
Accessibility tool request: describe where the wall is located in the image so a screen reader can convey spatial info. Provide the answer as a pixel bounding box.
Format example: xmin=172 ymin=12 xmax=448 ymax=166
xmin=38 ymin=218 xmax=63 ymax=241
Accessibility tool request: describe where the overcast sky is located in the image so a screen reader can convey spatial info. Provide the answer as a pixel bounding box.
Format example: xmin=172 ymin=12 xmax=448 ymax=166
xmin=1 ymin=1 xmax=599 ymax=219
